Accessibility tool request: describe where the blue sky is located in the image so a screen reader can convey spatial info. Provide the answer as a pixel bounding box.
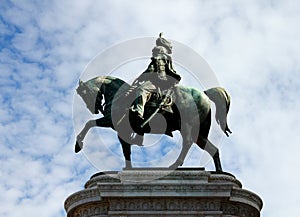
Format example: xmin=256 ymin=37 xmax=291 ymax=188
xmin=1 ymin=0 xmax=300 ymax=216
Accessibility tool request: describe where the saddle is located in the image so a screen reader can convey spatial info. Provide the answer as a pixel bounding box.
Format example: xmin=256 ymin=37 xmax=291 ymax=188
xmin=145 ymin=89 xmax=174 ymax=114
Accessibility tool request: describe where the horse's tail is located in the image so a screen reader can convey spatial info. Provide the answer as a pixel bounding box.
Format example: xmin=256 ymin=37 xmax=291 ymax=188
xmin=204 ymin=87 xmax=232 ymax=136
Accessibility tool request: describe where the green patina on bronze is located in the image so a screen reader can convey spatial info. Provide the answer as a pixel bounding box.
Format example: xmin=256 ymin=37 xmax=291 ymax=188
xmin=75 ymin=76 xmax=231 ymax=172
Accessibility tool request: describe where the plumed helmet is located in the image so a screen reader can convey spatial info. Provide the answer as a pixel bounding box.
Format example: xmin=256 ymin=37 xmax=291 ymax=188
xmin=155 ymin=32 xmax=172 ymax=54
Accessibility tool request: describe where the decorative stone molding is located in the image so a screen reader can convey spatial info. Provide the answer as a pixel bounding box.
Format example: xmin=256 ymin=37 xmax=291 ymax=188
xmin=209 ymin=172 xmax=242 ymax=188
xmin=71 ymin=202 xmax=109 ymax=217
xmin=230 ymin=188 xmax=263 ymax=211
xmin=64 ymin=188 xmax=102 ymax=214
xmin=64 ymin=169 xmax=263 ymax=217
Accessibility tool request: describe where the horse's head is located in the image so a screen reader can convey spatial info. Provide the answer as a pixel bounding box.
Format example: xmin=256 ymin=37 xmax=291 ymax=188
xmin=76 ymin=80 xmax=103 ymax=114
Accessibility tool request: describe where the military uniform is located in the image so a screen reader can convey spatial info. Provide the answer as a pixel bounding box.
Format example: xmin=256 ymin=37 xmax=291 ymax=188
xmin=130 ymin=34 xmax=181 ymax=120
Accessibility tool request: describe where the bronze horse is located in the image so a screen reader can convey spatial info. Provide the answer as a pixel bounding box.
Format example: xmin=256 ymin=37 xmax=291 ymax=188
xmin=75 ymin=76 xmax=231 ymax=172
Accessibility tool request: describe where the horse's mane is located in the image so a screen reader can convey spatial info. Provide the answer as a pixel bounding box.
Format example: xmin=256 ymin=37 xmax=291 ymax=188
xmin=86 ymin=76 xmax=127 ymax=87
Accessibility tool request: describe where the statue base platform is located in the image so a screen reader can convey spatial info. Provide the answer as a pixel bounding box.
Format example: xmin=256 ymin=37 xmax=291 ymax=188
xmin=64 ymin=168 xmax=263 ymax=217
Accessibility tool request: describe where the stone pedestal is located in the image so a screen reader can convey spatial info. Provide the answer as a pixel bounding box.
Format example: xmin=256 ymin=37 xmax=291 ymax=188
xmin=64 ymin=169 xmax=263 ymax=217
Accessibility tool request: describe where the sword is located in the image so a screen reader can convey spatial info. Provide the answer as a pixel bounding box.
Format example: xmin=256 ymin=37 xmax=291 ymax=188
xmin=140 ymin=89 xmax=172 ymax=128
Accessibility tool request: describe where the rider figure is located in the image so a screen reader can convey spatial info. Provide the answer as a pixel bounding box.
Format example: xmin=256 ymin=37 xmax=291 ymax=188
xmin=129 ymin=33 xmax=181 ymax=129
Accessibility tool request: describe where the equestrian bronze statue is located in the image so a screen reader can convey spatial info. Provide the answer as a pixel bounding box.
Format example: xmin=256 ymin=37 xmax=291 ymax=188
xmin=74 ymin=76 xmax=232 ymax=172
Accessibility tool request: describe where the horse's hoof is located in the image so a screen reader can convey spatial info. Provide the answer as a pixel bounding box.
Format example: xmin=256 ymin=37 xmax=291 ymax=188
xmin=124 ymin=161 xmax=132 ymax=170
xmin=75 ymin=141 xmax=82 ymax=153
xmin=215 ymin=169 xmax=223 ymax=174
xmin=168 ymin=163 xmax=178 ymax=170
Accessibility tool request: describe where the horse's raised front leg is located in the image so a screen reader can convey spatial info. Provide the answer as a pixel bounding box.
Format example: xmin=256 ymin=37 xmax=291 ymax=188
xmin=75 ymin=119 xmax=96 ymax=153
xmin=75 ymin=117 xmax=111 ymax=153
xmin=197 ymin=137 xmax=223 ymax=173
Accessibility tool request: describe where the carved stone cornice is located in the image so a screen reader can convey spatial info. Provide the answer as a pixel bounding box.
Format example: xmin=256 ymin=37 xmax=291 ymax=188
xmin=209 ymin=172 xmax=242 ymax=188
xmin=64 ymin=169 xmax=263 ymax=217
xmin=64 ymin=188 xmax=101 ymax=214
xmin=230 ymin=188 xmax=263 ymax=211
